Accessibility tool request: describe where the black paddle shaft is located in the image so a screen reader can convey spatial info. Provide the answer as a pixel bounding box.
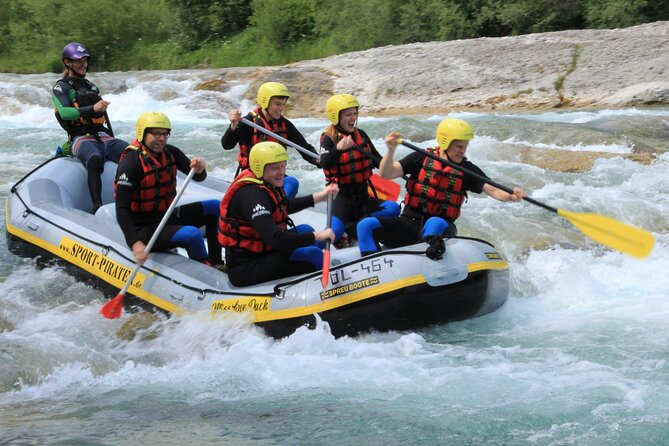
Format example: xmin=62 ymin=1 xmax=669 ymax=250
xmin=104 ymin=112 xmax=114 ymax=137
xmin=325 ymin=191 xmax=334 ymax=250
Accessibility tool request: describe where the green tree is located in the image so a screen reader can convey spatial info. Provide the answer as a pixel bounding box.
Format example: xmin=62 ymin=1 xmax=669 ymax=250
xmin=398 ymin=0 xmax=474 ymax=42
xmin=315 ymin=0 xmax=403 ymax=53
xmin=53 ymin=0 xmax=172 ymax=69
xmin=2 ymin=0 xmax=62 ymax=71
xmin=585 ymin=0 xmax=650 ymax=28
xmin=249 ymin=0 xmax=319 ymax=49
xmin=478 ymin=0 xmax=584 ymax=35
xmin=0 ymin=0 xmax=172 ymax=72
xmin=167 ymin=0 xmax=253 ymax=49
xmin=1 ymin=0 xmax=666 ymax=73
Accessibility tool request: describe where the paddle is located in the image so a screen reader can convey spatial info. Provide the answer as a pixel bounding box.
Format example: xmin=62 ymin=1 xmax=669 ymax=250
xmin=321 ymin=191 xmax=334 ymax=288
xmin=240 ymin=117 xmax=402 ymax=201
xmin=104 ymin=111 xmax=114 ymax=137
xmin=100 ymin=168 xmax=197 ymax=319
xmin=399 ymin=139 xmax=655 ymax=259
xmin=347 ymin=145 xmax=403 ymax=201
xmin=368 ymin=173 xmax=401 ymax=201
xmin=241 ymin=117 xmax=320 ymax=161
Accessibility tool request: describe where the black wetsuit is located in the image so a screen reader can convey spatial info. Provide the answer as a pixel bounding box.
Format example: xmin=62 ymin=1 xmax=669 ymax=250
xmin=221 ymin=112 xmax=320 ymax=169
xmin=223 ymin=184 xmax=318 ymax=286
xmin=320 ymin=128 xmax=389 ymax=236
xmin=361 ymin=152 xmax=488 ymax=251
xmin=115 ymin=145 xmax=221 ymax=264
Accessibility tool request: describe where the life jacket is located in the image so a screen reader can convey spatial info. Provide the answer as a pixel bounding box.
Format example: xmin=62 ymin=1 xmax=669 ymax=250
xmin=238 ymin=107 xmax=288 ymax=169
xmin=403 ymin=147 xmax=466 ymax=222
xmin=115 ymin=139 xmax=177 ymax=213
xmin=322 ymin=129 xmax=373 ymax=186
xmin=54 ymin=78 xmax=109 ymax=139
xmin=218 ymin=169 xmax=289 ymax=253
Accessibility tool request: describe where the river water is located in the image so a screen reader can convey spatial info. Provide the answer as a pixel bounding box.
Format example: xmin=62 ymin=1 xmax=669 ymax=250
xmin=1 ymin=70 xmax=668 ymax=445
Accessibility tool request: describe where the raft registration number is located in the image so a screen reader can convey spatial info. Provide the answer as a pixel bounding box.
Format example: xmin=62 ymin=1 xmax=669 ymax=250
xmin=58 ymin=237 xmax=145 ymax=288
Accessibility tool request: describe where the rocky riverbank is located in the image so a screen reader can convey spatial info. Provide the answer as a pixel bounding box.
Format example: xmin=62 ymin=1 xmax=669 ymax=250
xmin=197 ymin=21 xmax=669 ymax=118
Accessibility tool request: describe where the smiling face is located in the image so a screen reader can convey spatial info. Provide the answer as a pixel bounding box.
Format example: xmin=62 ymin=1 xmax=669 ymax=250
xmin=338 ymin=107 xmax=358 ymax=133
xmin=444 ymin=139 xmax=469 ymax=163
xmin=143 ymin=128 xmax=170 ymax=154
xmin=262 ymin=160 xmax=287 ymax=188
xmin=265 ymin=96 xmax=288 ymax=120
xmin=65 ymin=57 xmax=89 ymax=78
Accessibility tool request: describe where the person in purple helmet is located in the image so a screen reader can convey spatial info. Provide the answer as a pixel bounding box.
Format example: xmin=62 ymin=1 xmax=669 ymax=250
xmin=52 ymin=42 xmax=129 ymax=213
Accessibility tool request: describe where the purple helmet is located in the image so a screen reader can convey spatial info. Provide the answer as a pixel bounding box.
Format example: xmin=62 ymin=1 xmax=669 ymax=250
xmin=61 ymin=42 xmax=91 ymax=61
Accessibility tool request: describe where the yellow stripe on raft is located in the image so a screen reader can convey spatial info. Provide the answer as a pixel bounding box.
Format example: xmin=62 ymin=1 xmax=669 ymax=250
xmin=468 ymin=261 xmax=509 ymax=272
xmin=251 ymin=274 xmax=427 ymax=322
xmin=7 ymin=199 xmax=508 ymax=324
xmin=5 ymin=213 xmax=186 ymax=314
xmin=214 ymin=260 xmax=508 ymax=322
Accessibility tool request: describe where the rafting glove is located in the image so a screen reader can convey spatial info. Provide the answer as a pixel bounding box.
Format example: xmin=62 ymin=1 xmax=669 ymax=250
xmin=422 ymin=235 xmax=445 ymax=260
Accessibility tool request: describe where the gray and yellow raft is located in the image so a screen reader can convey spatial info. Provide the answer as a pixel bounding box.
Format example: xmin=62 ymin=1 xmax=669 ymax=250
xmin=6 ymin=157 xmax=509 ymax=338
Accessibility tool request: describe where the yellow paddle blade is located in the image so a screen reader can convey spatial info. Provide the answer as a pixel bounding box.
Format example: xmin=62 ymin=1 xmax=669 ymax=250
xmin=557 ymin=209 xmax=655 ymax=258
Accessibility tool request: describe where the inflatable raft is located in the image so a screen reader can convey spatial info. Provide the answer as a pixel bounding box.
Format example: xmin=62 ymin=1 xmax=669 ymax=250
xmin=5 ymin=157 xmax=510 ymax=338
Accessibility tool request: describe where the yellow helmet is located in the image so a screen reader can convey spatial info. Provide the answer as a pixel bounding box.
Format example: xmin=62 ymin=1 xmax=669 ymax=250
xmin=257 ymin=82 xmax=290 ymax=109
xmin=325 ymin=94 xmax=360 ymax=125
xmin=136 ymin=111 xmax=171 ymax=142
xmin=249 ymin=141 xmax=288 ymax=178
xmin=436 ymin=118 xmax=474 ymax=150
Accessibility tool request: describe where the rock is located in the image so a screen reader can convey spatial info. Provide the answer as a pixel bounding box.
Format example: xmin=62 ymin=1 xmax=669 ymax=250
xmin=197 ymin=21 xmax=669 ymax=117
xmin=116 ymin=312 xmax=162 ymax=341
xmin=497 ymin=145 xmax=657 ymax=173
xmin=0 ymin=315 xmax=15 ymax=332
xmin=195 ymin=79 xmax=230 ymax=92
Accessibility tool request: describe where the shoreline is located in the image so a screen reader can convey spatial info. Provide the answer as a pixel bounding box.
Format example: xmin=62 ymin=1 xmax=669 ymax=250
xmin=195 ymin=22 xmax=669 ymax=118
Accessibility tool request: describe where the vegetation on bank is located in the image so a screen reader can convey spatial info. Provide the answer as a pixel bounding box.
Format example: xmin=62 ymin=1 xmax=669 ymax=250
xmin=2 ymin=0 xmax=667 ymax=73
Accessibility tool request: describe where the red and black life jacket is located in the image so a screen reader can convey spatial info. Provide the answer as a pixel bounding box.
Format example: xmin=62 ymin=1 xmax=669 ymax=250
xmin=218 ymin=169 xmax=289 ymax=253
xmin=322 ymin=129 xmax=373 ymax=185
xmin=403 ymin=147 xmax=466 ymax=222
xmin=54 ymin=78 xmax=109 ymax=139
xmin=237 ymin=107 xmax=288 ymax=169
xmin=115 ymin=139 xmax=177 ymax=213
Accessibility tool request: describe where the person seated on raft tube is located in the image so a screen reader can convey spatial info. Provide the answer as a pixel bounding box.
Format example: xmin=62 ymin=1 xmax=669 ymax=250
xmin=218 ymin=141 xmax=336 ymax=287
xmin=221 ymin=82 xmax=320 ymax=199
xmin=52 ymin=42 xmax=129 ymax=214
xmin=319 ymin=94 xmax=400 ymax=244
xmin=115 ymin=112 xmax=223 ymax=268
xmin=356 ymin=118 xmax=526 ymax=259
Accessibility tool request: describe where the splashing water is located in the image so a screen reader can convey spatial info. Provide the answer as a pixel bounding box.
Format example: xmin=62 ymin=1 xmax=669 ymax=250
xmin=1 ymin=70 xmax=668 ymax=445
